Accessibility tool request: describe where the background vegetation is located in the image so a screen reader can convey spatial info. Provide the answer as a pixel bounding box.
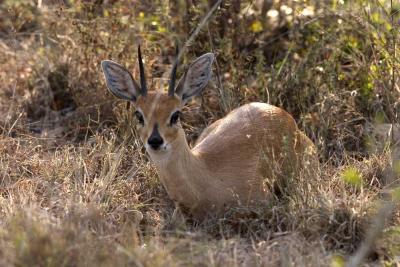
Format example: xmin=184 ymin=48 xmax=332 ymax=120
xmin=0 ymin=0 xmax=399 ymax=265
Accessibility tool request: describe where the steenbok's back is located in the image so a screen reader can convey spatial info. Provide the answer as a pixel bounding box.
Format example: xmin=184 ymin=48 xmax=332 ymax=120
xmin=191 ymin=102 xmax=317 ymax=209
xmin=101 ymin=46 xmax=318 ymax=217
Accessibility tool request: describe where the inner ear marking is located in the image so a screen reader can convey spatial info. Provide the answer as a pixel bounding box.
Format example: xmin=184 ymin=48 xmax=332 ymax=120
xmin=175 ymin=53 xmax=214 ymax=102
xmin=101 ymin=60 xmax=140 ymax=102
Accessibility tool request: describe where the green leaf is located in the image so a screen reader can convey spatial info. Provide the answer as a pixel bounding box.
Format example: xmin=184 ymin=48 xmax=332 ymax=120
xmin=250 ymin=20 xmax=263 ymax=33
xmin=331 ymin=255 xmax=345 ymax=267
xmin=341 ymin=167 xmax=362 ymax=187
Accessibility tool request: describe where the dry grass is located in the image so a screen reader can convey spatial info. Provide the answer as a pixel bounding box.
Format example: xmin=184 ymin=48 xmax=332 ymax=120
xmin=1 ymin=0 xmax=400 ymax=266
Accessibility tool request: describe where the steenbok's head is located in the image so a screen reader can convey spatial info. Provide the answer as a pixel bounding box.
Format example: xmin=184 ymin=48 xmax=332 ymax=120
xmin=101 ymin=46 xmax=214 ymax=157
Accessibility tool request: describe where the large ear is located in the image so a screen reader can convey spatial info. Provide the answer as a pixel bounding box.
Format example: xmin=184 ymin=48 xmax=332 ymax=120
xmin=101 ymin=60 xmax=141 ymax=101
xmin=175 ymin=53 xmax=214 ymax=101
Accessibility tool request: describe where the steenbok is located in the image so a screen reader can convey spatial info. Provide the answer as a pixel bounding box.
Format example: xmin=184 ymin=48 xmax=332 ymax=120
xmin=101 ymin=46 xmax=318 ymax=218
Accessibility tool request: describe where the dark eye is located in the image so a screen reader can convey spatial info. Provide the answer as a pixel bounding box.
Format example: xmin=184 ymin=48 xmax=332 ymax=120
xmin=134 ymin=111 xmax=144 ymax=125
xmin=169 ymin=111 xmax=181 ymax=125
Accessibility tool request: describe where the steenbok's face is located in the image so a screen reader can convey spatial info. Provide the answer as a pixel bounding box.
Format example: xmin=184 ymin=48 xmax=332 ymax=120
xmin=101 ymin=46 xmax=214 ymax=158
xmin=133 ymin=92 xmax=183 ymax=154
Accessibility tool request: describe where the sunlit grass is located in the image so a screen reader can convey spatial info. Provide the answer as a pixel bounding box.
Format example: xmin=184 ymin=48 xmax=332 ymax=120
xmin=0 ymin=0 xmax=399 ymax=266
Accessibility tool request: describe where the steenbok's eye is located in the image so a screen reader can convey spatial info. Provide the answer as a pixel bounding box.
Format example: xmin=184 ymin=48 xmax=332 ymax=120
xmin=134 ymin=111 xmax=144 ymax=125
xmin=169 ymin=111 xmax=181 ymax=125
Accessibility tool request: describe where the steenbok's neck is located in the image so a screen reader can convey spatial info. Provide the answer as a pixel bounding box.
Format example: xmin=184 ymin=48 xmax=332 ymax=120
xmin=150 ymin=130 xmax=209 ymax=204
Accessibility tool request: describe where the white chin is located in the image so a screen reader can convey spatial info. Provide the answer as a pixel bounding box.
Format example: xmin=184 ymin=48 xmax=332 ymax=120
xmin=145 ymin=144 xmax=170 ymax=154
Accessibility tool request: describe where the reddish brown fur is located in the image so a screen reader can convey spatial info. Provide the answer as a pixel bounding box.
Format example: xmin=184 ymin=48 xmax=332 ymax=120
xmin=133 ymin=92 xmax=318 ymax=217
xmin=135 ymin=93 xmax=182 ymax=144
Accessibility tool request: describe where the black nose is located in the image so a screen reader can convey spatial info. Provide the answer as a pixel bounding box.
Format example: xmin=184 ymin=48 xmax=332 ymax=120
xmin=148 ymin=136 xmax=163 ymax=150
xmin=148 ymin=124 xmax=163 ymax=150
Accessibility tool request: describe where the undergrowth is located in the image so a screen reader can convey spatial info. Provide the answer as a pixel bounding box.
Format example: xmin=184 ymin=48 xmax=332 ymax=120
xmin=0 ymin=0 xmax=399 ymax=266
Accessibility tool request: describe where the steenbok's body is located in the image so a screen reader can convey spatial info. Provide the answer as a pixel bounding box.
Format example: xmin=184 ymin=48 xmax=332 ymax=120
xmin=101 ymin=47 xmax=318 ymax=217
